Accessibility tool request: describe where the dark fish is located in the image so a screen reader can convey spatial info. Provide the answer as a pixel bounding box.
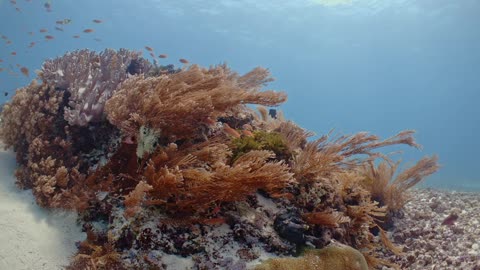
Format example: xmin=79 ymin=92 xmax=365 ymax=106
xmin=179 ymin=58 xmax=189 ymax=64
xmin=73 ymin=35 xmax=80 ymax=38
xmin=4 ymin=92 xmax=8 ymax=96
xmin=55 ymin=27 xmax=64 ymax=31
xmin=149 ymin=52 xmax=155 ymax=58
xmin=39 ymin=28 xmax=48 ymax=33
xmin=15 ymin=7 xmax=21 ymax=12
xmin=44 ymin=2 xmax=50 ymax=9
xmin=441 ymin=213 xmax=459 ymax=226
xmin=83 ymin=29 xmax=94 ymax=33
xmin=92 ymin=19 xmax=102 ymax=23
xmin=11 ymin=52 xmax=16 ymax=55
xmin=145 ymin=46 xmax=153 ymax=52
xmin=158 ymin=54 xmax=167 ymax=58
xmin=45 ymin=35 xmax=54 ymax=40
xmin=20 ymin=67 xmax=29 ymax=77
xmin=28 ymin=31 xmax=34 ymax=35
xmin=94 ymin=38 xmax=102 ymax=42
xmin=126 ymin=59 xmax=142 ymax=75
xmin=10 ymin=0 xmax=16 ymax=4
xmin=1 ymin=35 xmax=8 ymax=40
xmin=6 ymin=40 xmax=12 ymax=44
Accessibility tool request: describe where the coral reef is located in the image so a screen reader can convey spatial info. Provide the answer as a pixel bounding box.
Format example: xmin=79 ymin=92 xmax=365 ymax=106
xmin=0 ymin=48 xmax=439 ymax=269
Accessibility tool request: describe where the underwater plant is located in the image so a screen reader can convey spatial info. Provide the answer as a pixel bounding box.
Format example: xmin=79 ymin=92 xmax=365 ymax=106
xmin=0 ymin=48 xmax=439 ymax=269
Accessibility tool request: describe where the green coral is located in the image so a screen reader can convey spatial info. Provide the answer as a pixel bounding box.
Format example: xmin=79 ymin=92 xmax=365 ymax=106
xmin=231 ymin=130 xmax=289 ymax=161
xmin=254 ymin=243 xmax=369 ymax=270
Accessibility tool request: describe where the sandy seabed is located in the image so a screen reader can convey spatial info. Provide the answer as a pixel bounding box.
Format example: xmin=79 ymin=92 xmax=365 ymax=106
xmin=0 ymin=147 xmax=84 ymax=270
xmin=1 ymin=144 xmax=479 ymax=270
xmin=380 ymin=189 xmax=480 ymax=270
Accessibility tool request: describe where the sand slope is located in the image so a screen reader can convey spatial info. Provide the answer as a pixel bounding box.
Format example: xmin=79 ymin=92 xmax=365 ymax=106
xmin=0 ymin=148 xmax=84 ymax=270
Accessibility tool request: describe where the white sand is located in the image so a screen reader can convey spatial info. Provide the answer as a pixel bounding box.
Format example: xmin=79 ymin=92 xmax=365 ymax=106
xmin=0 ymin=148 xmax=84 ymax=270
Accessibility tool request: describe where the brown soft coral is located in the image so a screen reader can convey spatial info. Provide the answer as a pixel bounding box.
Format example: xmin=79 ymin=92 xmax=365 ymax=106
xmin=105 ymin=64 xmax=287 ymax=140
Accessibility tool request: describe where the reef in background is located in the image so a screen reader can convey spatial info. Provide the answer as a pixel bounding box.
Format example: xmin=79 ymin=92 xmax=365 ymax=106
xmin=0 ymin=48 xmax=439 ymax=270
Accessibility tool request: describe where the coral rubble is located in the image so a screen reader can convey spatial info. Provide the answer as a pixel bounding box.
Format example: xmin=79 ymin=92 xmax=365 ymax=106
xmin=0 ymin=48 xmax=439 ymax=269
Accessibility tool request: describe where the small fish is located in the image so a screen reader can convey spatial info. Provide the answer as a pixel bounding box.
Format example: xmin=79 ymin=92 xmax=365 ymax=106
xmin=28 ymin=31 xmax=34 ymax=36
xmin=179 ymin=58 xmax=189 ymax=64
xmin=55 ymin=26 xmax=64 ymax=31
xmin=15 ymin=7 xmax=21 ymax=12
xmin=44 ymin=1 xmax=50 ymax=9
xmin=223 ymin=123 xmax=241 ymax=138
xmin=4 ymin=92 xmax=8 ymax=96
xmin=92 ymin=19 xmax=102 ymax=23
xmin=242 ymin=129 xmax=254 ymax=137
xmin=11 ymin=52 xmax=16 ymax=56
xmin=57 ymin=19 xmax=72 ymax=25
xmin=28 ymin=42 xmax=35 ymax=48
xmin=149 ymin=52 xmax=155 ymax=58
xmin=83 ymin=29 xmax=94 ymax=33
xmin=6 ymin=40 xmax=12 ymax=45
xmin=93 ymin=38 xmax=102 ymax=42
xmin=73 ymin=35 xmax=80 ymax=38
xmin=0 ymin=59 xmax=3 ymax=62
xmin=158 ymin=54 xmax=168 ymax=58
xmin=45 ymin=35 xmax=54 ymax=40
xmin=15 ymin=63 xmax=20 ymax=67
xmin=20 ymin=67 xmax=29 ymax=77
xmin=10 ymin=0 xmax=16 ymax=4
xmin=145 ymin=46 xmax=153 ymax=52
xmin=0 ymin=68 xmax=4 ymax=72
xmin=1 ymin=35 xmax=7 ymax=40
xmin=441 ymin=213 xmax=459 ymax=226
xmin=39 ymin=28 xmax=48 ymax=33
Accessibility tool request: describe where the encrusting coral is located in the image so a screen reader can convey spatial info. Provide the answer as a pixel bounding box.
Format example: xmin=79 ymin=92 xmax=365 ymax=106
xmin=0 ymin=48 xmax=439 ymax=269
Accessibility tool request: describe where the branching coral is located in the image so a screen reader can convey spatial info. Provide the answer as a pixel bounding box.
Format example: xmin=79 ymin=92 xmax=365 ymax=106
xmin=39 ymin=48 xmax=151 ymax=126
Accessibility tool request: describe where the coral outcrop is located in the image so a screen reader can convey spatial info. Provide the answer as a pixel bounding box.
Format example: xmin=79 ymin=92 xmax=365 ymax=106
xmin=0 ymin=48 xmax=439 ymax=269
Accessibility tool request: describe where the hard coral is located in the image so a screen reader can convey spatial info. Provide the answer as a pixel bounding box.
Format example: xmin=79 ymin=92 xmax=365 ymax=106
xmin=39 ymin=48 xmax=151 ymax=126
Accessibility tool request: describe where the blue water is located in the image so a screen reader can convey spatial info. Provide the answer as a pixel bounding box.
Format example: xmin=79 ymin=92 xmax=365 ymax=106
xmin=1 ymin=0 xmax=479 ymax=190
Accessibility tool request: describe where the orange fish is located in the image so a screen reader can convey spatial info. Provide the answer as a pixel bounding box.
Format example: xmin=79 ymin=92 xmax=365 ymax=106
xmin=145 ymin=46 xmax=153 ymax=52
xmin=92 ymin=19 xmax=102 ymax=23
xmin=73 ymin=35 xmax=80 ymax=38
xmin=158 ymin=54 xmax=168 ymax=58
xmin=223 ymin=123 xmax=241 ymax=138
xmin=83 ymin=29 xmax=94 ymax=33
xmin=39 ymin=28 xmax=48 ymax=33
xmin=179 ymin=58 xmax=189 ymax=64
xmin=242 ymin=130 xmax=254 ymax=137
xmin=11 ymin=52 xmax=16 ymax=56
xmin=20 ymin=67 xmax=29 ymax=77
xmin=45 ymin=35 xmax=54 ymax=40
